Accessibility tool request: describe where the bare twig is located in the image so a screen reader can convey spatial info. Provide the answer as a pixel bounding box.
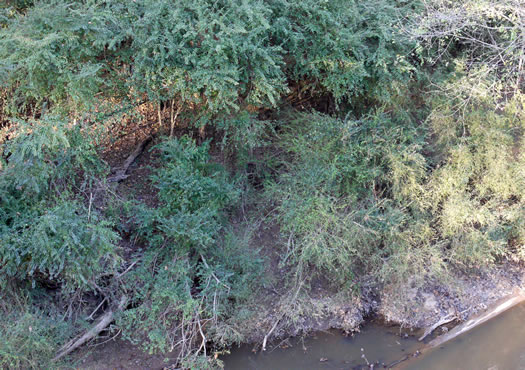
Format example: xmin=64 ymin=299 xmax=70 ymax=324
xmin=197 ymin=313 xmax=207 ymax=357
xmin=85 ymin=297 xmax=108 ymax=321
xmin=87 ymin=192 xmax=93 ymax=221
xmin=199 ymin=254 xmax=231 ymax=292
xmin=116 ymin=260 xmax=138 ymax=279
xmin=170 ymin=101 xmax=182 ymax=137
xmin=158 ymin=103 xmax=163 ymax=128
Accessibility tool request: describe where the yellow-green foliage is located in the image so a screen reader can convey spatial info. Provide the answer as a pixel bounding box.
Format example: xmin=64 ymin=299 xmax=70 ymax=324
xmin=266 ymin=110 xmax=431 ymax=286
xmin=267 ymin=91 xmax=525 ymax=288
xmin=426 ymin=92 xmax=525 ymax=267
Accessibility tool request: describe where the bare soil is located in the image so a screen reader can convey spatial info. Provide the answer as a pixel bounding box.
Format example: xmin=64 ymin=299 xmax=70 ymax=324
xmin=75 ymin=337 xmax=179 ymax=370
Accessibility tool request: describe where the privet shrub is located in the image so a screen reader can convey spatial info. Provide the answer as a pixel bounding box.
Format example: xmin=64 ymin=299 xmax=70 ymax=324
xmin=266 ymin=111 xmax=429 ymax=286
xmin=120 ymin=136 xmax=261 ymax=357
xmin=0 ymin=116 xmax=118 ymax=289
xmin=0 ymin=0 xmax=419 ymax=117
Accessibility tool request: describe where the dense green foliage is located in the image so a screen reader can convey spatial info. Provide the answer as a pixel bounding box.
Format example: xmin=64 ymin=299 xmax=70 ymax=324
xmin=0 ymin=117 xmax=118 ymax=290
xmin=119 ymin=137 xmax=258 ymax=357
xmin=0 ymin=291 xmax=72 ymax=369
xmin=267 ymin=91 xmax=525 ymax=289
xmin=0 ymin=0 xmax=523 ymax=367
xmin=266 ymin=110 xmax=428 ymax=285
xmin=0 ymin=0 xmax=418 ymax=116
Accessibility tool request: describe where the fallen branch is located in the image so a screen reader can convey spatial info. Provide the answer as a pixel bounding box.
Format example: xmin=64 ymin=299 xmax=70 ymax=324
xmin=116 ymin=260 xmax=138 ymax=279
xmin=262 ymin=318 xmax=281 ymax=352
xmin=428 ymin=290 xmax=525 ymax=348
xmin=418 ymin=313 xmax=456 ymax=341
xmin=262 ymin=281 xmax=304 ymax=351
xmin=53 ymin=295 xmax=128 ymax=361
xmin=108 ymin=136 xmax=153 ymax=183
xmin=85 ymin=297 xmax=108 ymax=321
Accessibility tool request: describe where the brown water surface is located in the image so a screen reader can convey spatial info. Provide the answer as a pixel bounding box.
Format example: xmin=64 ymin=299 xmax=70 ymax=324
xmin=224 ymin=302 xmax=525 ymax=370
xmin=403 ymin=302 xmax=525 ymax=370
xmin=223 ymin=325 xmax=422 ymax=369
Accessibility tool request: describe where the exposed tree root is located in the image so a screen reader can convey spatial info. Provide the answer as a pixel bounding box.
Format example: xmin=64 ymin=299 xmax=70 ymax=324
xmin=53 ymin=295 xmax=128 ymax=361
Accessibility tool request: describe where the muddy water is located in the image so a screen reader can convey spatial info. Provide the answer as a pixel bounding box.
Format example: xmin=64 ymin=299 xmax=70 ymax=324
xmin=223 ymin=324 xmax=423 ymax=369
xmin=403 ymin=302 xmax=525 ymax=370
xmin=224 ymin=302 xmax=525 ymax=370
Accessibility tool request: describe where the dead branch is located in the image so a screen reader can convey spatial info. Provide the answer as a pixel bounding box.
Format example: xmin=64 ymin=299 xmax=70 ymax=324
xmin=116 ymin=260 xmax=138 ymax=279
xmin=108 ymin=136 xmax=153 ymax=183
xmin=170 ymin=101 xmax=182 ymax=138
xmin=199 ymin=253 xmax=231 ymax=292
xmin=262 ymin=318 xmax=280 ymax=352
xmin=53 ymin=295 xmax=128 ymax=361
xmin=85 ymin=297 xmax=108 ymax=321
xmin=196 ymin=313 xmax=207 ymax=357
xmin=262 ymin=281 xmax=304 ymax=351
xmin=418 ymin=313 xmax=456 ymax=341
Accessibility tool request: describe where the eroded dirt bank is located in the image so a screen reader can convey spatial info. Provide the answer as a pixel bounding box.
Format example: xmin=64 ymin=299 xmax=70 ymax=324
xmin=237 ymin=262 xmax=525 ymax=346
xmin=79 ymin=262 xmax=524 ymax=369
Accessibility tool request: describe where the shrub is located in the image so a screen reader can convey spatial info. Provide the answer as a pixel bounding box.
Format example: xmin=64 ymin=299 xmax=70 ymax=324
xmin=0 ymin=116 xmax=119 ymax=290
xmin=0 ymin=0 xmax=420 ymax=118
xmin=0 ymin=287 xmax=73 ymax=370
xmin=120 ymin=136 xmax=261 ymax=358
xmin=0 ymin=1 xmax=124 ymax=114
xmin=408 ymin=0 xmax=524 ymax=94
xmin=425 ymin=92 xmax=525 ymax=267
xmin=266 ymin=111 xmax=429 ymax=286
xmin=269 ymin=0 xmax=419 ymax=104
xmin=0 ymin=310 xmax=70 ymax=369
xmin=127 ymin=0 xmax=287 ymax=112
xmin=0 ymin=199 xmax=119 ymax=290
xmin=127 ymin=0 xmax=419 ymax=111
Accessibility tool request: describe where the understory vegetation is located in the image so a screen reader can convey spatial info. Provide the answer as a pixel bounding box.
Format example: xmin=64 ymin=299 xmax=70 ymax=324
xmin=0 ymin=0 xmax=523 ymax=368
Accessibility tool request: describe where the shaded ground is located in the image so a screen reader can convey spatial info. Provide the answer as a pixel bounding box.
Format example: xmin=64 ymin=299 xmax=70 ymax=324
xmin=76 ymin=336 xmax=178 ymax=370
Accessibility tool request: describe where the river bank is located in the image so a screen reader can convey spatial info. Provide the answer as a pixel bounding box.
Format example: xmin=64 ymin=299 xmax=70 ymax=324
xmin=224 ymin=293 xmax=525 ymax=370
xmin=228 ymin=261 xmax=524 ymax=349
xmin=78 ymin=261 xmax=524 ymax=369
